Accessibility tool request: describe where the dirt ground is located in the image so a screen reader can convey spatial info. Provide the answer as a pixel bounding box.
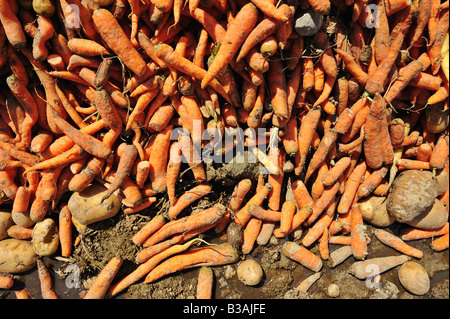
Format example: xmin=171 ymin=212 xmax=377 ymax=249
xmin=1 ymin=157 xmax=449 ymax=300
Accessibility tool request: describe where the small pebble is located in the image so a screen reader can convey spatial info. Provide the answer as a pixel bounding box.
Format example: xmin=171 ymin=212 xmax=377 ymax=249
xmin=327 ymin=284 xmax=340 ymax=298
xmin=294 ymin=7 xmax=324 ymax=37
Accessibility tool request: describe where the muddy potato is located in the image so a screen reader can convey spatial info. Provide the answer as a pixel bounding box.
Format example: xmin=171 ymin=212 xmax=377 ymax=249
xmin=386 ymin=170 xmax=438 ymax=223
xmin=68 ymin=183 xmax=121 ymax=226
xmin=398 ymin=261 xmax=430 ymax=295
xmin=425 ymin=102 xmax=449 ymax=133
xmin=237 ymin=259 xmax=264 ymax=286
xmin=0 ymin=238 xmax=38 ymax=273
xmin=359 ymin=196 xmax=395 ymax=227
xmin=0 ymin=210 xmax=14 ymax=240
xmin=434 ymin=169 xmax=448 ymax=196
xmin=32 ymin=218 xmax=59 ymax=256
xmin=406 ymin=199 xmax=448 ymax=230
xmin=32 ymin=0 xmax=55 ymax=18
xmin=12 ymin=211 xmax=35 ymax=228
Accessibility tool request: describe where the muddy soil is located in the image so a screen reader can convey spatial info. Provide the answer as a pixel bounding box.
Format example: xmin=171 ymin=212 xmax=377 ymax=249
xmin=1 ymin=158 xmax=449 ymax=300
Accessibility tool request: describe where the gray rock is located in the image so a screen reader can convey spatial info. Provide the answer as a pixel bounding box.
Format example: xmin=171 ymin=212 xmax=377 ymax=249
xmin=294 ymin=8 xmax=324 ymax=37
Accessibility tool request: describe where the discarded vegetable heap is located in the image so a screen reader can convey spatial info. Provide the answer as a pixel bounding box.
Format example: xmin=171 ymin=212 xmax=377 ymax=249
xmin=0 ymin=0 xmax=449 ymax=299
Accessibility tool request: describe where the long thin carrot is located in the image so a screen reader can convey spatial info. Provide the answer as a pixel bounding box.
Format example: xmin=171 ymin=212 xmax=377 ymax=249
xmin=233 ymin=183 xmax=272 ymax=227
xmin=201 ymin=3 xmax=259 ymax=89
xmin=338 ymin=161 xmax=367 ymax=214
xmin=37 ymin=260 xmax=59 ymax=299
xmin=241 ymin=217 xmax=262 ymax=254
xmin=229 ymin=179 xmax=252 ymax=212
xmin=350 ymin=204 xmax=368 ymax=260
xmin=84 ymin=256 xmax=123 ymax=299
xmin=152 ymin=40 xmax=232 ymax=103
xmin=374 ymin=229 xmax=423 ymax=259
xmin=296 ymin=106 xmax=322 ymax=175
xmin=108 ymin=238 xmax=201 ymax=297
xmin=92 ymin=8 xmax=148 ymax=78
xmin=49 ymin=106 xmax=111 ymax=159
xmin=144 ymin=242 xmax=239 ymax=283
xmin=145 ymin=204 xmax=226 ymax=246
xmin=431 ymin=233 xmax=449 ymax=251
xmin=196 ymin=267 xmax=214 ymax=299
xmin=0 ymin=0 xmax=26 ymax=48
xmin=168 ymin=184 xmax=212 ymax=220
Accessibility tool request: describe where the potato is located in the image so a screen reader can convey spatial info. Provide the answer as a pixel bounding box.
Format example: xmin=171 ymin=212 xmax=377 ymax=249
xmin=32 ymin=0 xmax=55 ymax=18
xmin=32 ymin=218 xmax=59 ymax=256
xmin=386 ymin=170 xmax=438 ymax=223
xmin=425 ymin=102 xmax=449 ymax=133
xmin=0 ymin=239 xmax=38 ymax=273
xmin=68 ymin=182 xmax=121 ymax=226
xmin=12 ymin=210 xmax=35 ymax=228
xmin=0 ymin=209 xmax=14 ymax=240
xmin=359 ymin=196 xmax=395 ymax=227
xmin=398 ymin=261 xmax=430 ymax=295
xmin=434 ymin=168 xmax=449 ymax=196
xmin=406 ymin=199 xmax=448 ymax=230
xmin=237 ymin=259 xmax=264 ymax=286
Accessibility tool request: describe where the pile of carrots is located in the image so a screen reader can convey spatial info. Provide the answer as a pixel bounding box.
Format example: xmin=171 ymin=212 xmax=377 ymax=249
xmin=0 ymin=0 xmax=449 ymax=299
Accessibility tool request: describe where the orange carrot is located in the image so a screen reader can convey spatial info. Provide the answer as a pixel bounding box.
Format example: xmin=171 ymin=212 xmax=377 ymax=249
xmin=67 ymin=38 xmax=110 ymax=57
xmin=279 ymin=201 xmax=296 ymax=237
xmin=250 ymin=0 xmax=288 ymax=21
xmin=37 ymin=260 xmax=59 ymax=299
xmin=103 ymin=144 xmax=138 ymax=201
xmin=322 ymin=156 xmax=351 ymax=187
xmin=429 ymin=133 xmax=449 ymax=170
xmin=305 ymin=129 xmax=339 ymax=183
xmin=431 ymin=233 xmax=449 ymax=251
xmin=357 ymin=166 xmax=389 ymax=198
xmin=427 ymin=82 xmax=449 ymax=105
xmin=319 ymin=226 xmax=330 ymax=260
xmin=233 ymin=183 xmax=272 ymax=228
xmin=396 ymin=159 xmax=432 ymax=170
xmin=0 ymin=0 xmax=26 ymax=48
xmin=58 ymin=204 xmax=73 ymax=257
xmin=335 ymin=48 xmax=369 ymax=85
xmin=152 ymin=41 xmax=231 ymax=103
xmin=267 ymin=146 xmax=285 ymax=211
xmin=92 ymin=8 xmax=148 ymax=78
xmin=291 ymin=179 xmax=315 ymax=209
xmin=241 ymin=217 xmax=262 ymax=254
xmin=7 ymin=225 xmax=33 ymax=240
xmin=365 ymin=5 xmax=414 ymax=95
xmin=144 ymin=242 xmax=239 ymax=284
xmin=229 ymin=179 xmax=252 ymax=212
xmin=108 ymin=238 xmax=201 ymax=296
xmin=429 ymin=10 xmax=449 ymax=75
xmin=146 ymin=204 xmax=226 ymax=246
xmin=11 ymin=186 xmax=31 ymax=215
xmin=307 ymin=181 xmax=340 ymax=225
xmin=132 ymin=215 xmax=167 ymax=246
xmin=338 ymin=161 xmax=367 ymax=214
xmin=178 ymin=133 xmax=206 ymax=183
xmin=84 ymin=256 xmax=123 ymax=299
xmin=196 ymin=267 xmax=214 ymax=299
xmin=247 ymin=204 xmax=281 ymax=222
xmin=282 ymin=241 xmax=323 ymax=272
xmin=350 ymin=204 xmax=368 ymax=260
xmin=296 ymin=106 xmax=322 ymax=175
xmin=363 ymin=93 xmax=394 ymax=169
xmin=0 ymin=276 xmax=13 ymax=289
xmin=147 ymin=125 xmax=173 ymax=193
xmin=400 ymin=222 xmax=449 ymax=241
xmin=168 ymin=184 xmax=212 ymax=220
xmin=201 ymin=3 xmax=258 ymax=89
xmin=32 ymin=16 xmax=54 ymax=61
xmin=374 ymin=229 xmax=423 ymax=259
